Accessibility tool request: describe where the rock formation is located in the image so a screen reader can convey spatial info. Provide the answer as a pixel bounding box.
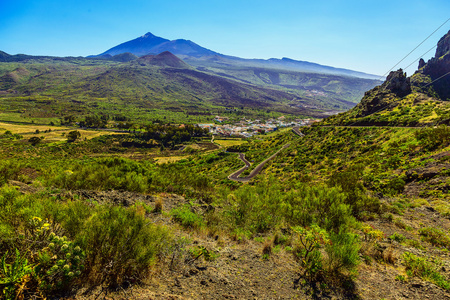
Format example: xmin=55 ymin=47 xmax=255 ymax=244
xmin=383 ymin=69 xmax=411 ymax=97
xmin=415 ymin=30 xmax=450 ymax=100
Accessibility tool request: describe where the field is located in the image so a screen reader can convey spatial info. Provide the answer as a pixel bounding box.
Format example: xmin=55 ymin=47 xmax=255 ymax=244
xmin=0 ymin=121 xmax=124 ymax=143
xmin=212 ymin=137 xmax=245 ymax=147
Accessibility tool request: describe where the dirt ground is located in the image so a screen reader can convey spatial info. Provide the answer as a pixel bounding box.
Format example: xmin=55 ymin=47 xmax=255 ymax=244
xmin=9 ymin=175 xmax=450 ymax=300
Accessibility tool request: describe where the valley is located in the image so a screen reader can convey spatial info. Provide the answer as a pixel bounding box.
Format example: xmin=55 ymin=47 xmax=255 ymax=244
xmin=1 ymin=30 xmax=450 ymax=300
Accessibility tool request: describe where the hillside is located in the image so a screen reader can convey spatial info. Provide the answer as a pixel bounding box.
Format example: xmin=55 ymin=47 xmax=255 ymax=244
xmin=3 ymin=107 xmax=450 ymax=299
xmin=0 ymin=52 xmax=333 ymax=126
xmin=322 ymin=30 xmax=450 ymax=127
xmin=90 ymin=32 xmax=382 ymax=107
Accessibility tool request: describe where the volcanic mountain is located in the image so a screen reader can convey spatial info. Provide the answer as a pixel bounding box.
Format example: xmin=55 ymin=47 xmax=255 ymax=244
xmin=96 ymin=32 xmax=219 ymax=58
xmin=92 ymin=32 xmax=380 ymax=80
xmin=97 ymin=32 xmax=170 ymax=57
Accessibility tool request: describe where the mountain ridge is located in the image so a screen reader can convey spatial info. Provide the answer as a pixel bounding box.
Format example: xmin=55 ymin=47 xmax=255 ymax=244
xmin=91 ymin=32 xmax=380 ymax=80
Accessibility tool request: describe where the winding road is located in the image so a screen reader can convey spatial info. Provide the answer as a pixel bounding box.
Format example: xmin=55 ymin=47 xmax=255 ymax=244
xmin=227 ymin=127 xmax=305 ymax=182
xmin=291 ymin=126 xmax=304 ymax=137
xmin=228 ymin=143 xmax=291 ymax=182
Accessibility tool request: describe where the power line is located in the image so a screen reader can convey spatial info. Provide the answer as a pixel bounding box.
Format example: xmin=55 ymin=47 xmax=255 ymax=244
xmin=379 ymin=17 xmax=450 ymax=80
xmin=403 ymin=45 xmax=437 ymax=72
xmin=421 ymin=70 xmax=450 ymax=88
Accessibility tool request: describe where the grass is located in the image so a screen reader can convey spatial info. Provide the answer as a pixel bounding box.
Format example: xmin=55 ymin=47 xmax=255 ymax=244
xmin=0 ymin=121 xmax=69 ymax=134
xmin=0 ymin=113 xmax=60 ymax=125
xmin=213 ymin=138 xmax=246 ymax=147
xmin=154 ymin=156 xmax=187 ymax=164
xmin=0 ymin=122 xmax=126 ymax=145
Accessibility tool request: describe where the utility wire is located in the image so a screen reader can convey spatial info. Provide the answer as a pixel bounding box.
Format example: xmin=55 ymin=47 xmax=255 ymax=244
xmin=403 ymin=45 xmax=437 ymax=71
xmin=421 ymin=70 xmax=450 ymax=88
xmin=379 ymin=17 xmax=450 ymax=80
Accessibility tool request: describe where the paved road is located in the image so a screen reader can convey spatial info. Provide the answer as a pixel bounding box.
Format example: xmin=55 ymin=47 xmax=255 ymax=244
xmin=228 ymin=143 xmax=290 ymax=182
xmin=291 ymin=126 xmax=304 ymax=137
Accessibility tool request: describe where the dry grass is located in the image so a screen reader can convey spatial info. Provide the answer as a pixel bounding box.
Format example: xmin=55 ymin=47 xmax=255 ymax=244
xmin=382 ymin=246 xmax=399 ymax=264
xmin=154 ymin=156 xmax=186 ymax=164
xmin=262 ymin=240 xmax=273 ymax=256
xmin=213 ymin=138 xmax=246 ymax=147
xmin=0 ymin=121 xmax=69 ymax=134
xmin=154 ymin=197 xmax=163 ymax=213
xmin=0 ymin=122 xmax=124 ymax=143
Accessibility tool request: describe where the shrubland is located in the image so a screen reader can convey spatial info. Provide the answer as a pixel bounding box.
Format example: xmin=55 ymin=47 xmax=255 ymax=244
xmin=1 ymin=116 xmax=450 ymax=298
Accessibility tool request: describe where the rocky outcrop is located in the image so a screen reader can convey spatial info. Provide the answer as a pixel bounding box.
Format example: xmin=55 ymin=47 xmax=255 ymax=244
xmin=353 ymin=69 xmax=410 ymax=117
xmin=418 ymin=58 xmax=426 ymax=69
xmin=415 ymin=30 xmax=450 ymax=100
xmin=383 ymin=69 xmax=411 ymax=97
xmin=436 ymin=30 xmax=450 ymax=58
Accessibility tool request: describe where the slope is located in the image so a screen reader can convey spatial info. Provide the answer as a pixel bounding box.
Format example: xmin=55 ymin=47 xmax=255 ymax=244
xmin=0 ymin=52 xmax=326 ymax=125
xmin=76 ymin=52 xmax=309 ymax=114
xmin=322 ymin=30 xmax=450 ymax=127
xmin=91 ymin=32 xmax=381 ymax=107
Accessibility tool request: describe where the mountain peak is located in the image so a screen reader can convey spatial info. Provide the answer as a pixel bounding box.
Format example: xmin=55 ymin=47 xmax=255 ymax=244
xmin=96 ymin=32 xmax=170 ymax=57
xmin=94 ymin=33 xmax=218 ymax=58
xmin=142 ymin=32 xmax=156 ymax=38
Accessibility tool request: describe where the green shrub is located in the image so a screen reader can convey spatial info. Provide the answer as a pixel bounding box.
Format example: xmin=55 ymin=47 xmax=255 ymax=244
xmin=389 ymin=232 xmax=406 ymax=243
xmin=328 ymin=164 xmax=380 ymax=218
xmin=26 ymin=217 xmax=85 ymax=293
xmin=171 ymin=205 xmax=205 ymax=229
xmin=75 ymin=205 xmax=171 ymax=286
xmin=403 ymin=252 xmax=450 ymax=290
xmin=419 ymin=227 xmax=450 ymax=248
xmin=415 ymin=125 xmax=450 ymax=151
xmin=0 ymin=249 xmax=34 ymax=300
xmin=292 ymin=225 xmax=330 ymax=279
xmin=0 ymin=160 xmax=23 ymax=187
xmin=0 ymin=215 xmax=85 ymax=298
xmin=189 ymin=246 xmax=218 ymax=262
xmin=0 ymin=187 xmax=172 ymax=288
xmin=66 ymin=130 xmax=81 ymax=142
xmin=283 ymin=184 xmax=356 ymax=233
xmin=46 ymin=157 xmax=152 ymax=193
xmin=325 ymin=232 xmax=360 ymax=275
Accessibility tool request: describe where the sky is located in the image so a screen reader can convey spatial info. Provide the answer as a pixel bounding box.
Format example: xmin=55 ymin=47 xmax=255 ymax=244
xmin=1 ymin=0 xmax=449 ymax=76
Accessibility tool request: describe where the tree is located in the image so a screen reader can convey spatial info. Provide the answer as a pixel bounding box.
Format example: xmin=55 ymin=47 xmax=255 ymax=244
xmin=67 ymin=131 xmax=81 ymax=143
xmin=28 ymin=136 xmax=44 ymax=146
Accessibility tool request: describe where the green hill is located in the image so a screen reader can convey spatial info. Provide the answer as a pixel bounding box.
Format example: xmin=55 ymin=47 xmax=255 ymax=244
xmin=0 ymin=53 xmax=325 ymax=124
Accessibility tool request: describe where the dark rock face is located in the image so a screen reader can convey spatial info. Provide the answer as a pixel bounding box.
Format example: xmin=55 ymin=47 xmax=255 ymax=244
xmin=383 ymin=69 xmax=411 ymax=97
xmin=416 ymin=30 xmax=450 ymax=100
xmin=436 ymin=30 xmax=450 ymax=58
xmin=418 ymin=58 xmax=426 ymax=69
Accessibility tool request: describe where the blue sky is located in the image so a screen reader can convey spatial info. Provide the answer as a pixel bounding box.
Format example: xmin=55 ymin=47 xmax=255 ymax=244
xmin=1 ymin=0 xmax=449 ymax=76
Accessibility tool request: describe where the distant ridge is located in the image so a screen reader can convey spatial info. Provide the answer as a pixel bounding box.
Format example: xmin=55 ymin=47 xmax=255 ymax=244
xmin=149 ymin=39 xmax=219 ymax=58
xmin=91 ymin=32 xmax=380 ymax=80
